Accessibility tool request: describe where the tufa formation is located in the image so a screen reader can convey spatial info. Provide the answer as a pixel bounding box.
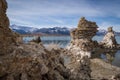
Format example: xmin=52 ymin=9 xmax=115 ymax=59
xmin=68 ymin=17 xmax=98 ymax=56
xmin=66 ymin=17 xmax=99 ymax=80
xmin=71 ymin=17 xmax=98 ymax=40
xmin=101 ymin=27 xmax=117 ymax=48
xmin=0 ymin=0 xmax=18 ymax=55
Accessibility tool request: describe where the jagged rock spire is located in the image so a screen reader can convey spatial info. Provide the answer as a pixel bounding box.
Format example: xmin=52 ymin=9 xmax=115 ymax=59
xmin=108 ymin=27 xmax=113 ymax=32
xmin=71 ymin=17 xmax=98 ymax=40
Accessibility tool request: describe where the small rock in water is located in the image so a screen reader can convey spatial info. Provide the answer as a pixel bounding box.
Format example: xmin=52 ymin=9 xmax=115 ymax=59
xmin=30 ymin=36 xmax=41 ymax=43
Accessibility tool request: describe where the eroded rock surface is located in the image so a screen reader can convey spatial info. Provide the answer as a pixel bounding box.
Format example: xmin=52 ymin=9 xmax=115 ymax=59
xmin=100 ymin=27 xmax=117 ymax=48
xmin=91 ymin=58 xmax=120 ymax=79
xmin=67 ymin=17 xmax=98 ymax=57
xmin=70 ymin=17 xmax=98 ymax=40
xmin=0 ymin=0 xmax=17 ymax=55
xmin=0 ymin=43 xmax=70 ymax=80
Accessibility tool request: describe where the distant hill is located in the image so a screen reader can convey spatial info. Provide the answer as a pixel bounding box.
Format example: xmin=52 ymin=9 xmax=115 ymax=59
xmin=10 ymin=24 xmax=120 ymax=36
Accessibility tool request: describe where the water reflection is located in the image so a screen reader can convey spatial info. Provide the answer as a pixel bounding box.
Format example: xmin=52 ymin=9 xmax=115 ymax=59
xmin=101 ymin=50 xmax=120 ymax=67
xmin=112 ymin=50 xmax=120 ymax=67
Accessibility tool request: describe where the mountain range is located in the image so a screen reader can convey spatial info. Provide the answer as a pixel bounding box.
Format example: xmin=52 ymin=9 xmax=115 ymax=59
xmin=10 ymin=24 xmax=120 ymax=36
xmin=10 ymin=24 xmax=70 ymax=35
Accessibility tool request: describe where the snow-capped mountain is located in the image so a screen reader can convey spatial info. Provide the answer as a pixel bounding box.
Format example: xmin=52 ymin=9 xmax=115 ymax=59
xmin=10 ymin=25 xmax=70 ymax=35
xmin=10 ymin=24 xmax=38 ymax=34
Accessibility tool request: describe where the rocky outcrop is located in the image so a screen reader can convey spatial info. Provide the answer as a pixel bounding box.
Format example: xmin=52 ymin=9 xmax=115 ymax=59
xmin=100 ymin=27 xmax=117 ymax=48
xmin=0 ymin=0 xmax=18 ymax=55
xmin=70 ymin=17 xmax=98 ymax=40
xmin=0 ymin=43 xmax=70 ymax=80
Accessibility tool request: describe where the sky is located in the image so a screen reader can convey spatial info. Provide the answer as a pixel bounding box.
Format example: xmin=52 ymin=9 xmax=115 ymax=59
xmin=7 ymin=0 xmax=120 ymax=31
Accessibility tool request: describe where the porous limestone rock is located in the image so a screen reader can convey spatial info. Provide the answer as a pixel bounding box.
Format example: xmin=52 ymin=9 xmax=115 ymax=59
xmin=0 ymin=42 xmax=70 ymax=80
xmin=0 ymin=0 xmax=18 ymax=55
xmin=100 ymin=27 xmax=117 ymax=48
xmin=67 ymin=56 xmax=91 ymax=80
xmin=70 ymin=17 xmax=98 ymax=40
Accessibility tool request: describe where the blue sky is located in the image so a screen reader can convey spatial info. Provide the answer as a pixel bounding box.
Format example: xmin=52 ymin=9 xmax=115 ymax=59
xmin=7 ymin=0 xmax=120 ymax=31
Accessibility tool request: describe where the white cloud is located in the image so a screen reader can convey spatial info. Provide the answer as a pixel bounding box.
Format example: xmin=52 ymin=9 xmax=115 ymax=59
xmin=6 ymin=0 xmax=120 ymax=30
xmin=6 ymin=0 xmax=102 ymax=28
xmin=7 ymin=0 xmax=102 ymax=17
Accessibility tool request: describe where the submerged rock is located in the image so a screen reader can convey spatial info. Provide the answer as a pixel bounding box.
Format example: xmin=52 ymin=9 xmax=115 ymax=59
xmin=30 ymin=36 xmax=41 ymax=43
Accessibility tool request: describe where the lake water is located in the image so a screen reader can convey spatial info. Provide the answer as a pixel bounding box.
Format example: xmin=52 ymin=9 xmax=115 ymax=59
xmin=23 ymin=35 xmax=120 ymax=47
xmin=23 ymin=35 xmax=120 ymax=67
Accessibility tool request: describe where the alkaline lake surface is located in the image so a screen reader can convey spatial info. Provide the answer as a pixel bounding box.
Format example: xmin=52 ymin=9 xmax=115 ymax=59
xmin=23 ymin=35 xmax=120 ymax=67
xmin=23 ymin=36 xmax=120 ymax=47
